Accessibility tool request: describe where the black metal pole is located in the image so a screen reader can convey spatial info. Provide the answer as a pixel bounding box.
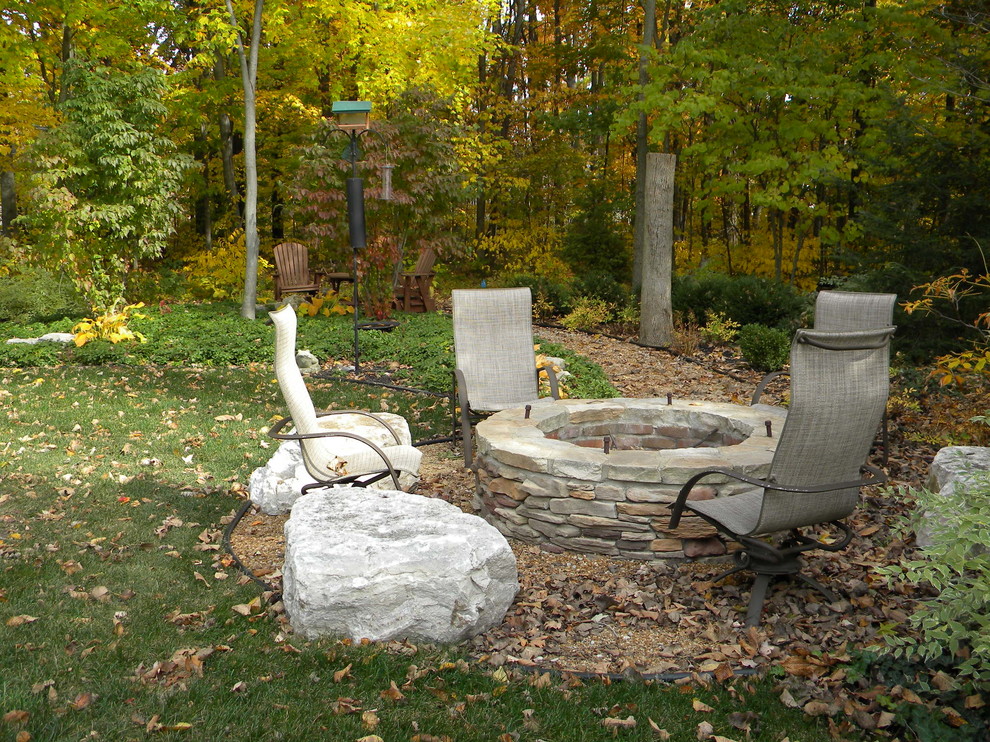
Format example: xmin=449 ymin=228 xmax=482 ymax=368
xmin=346 ymin=130 xmax=363 ymax=372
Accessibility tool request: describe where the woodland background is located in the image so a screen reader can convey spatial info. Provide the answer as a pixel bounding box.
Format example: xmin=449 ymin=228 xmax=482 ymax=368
xmin=0 ymin=0 xmax=987 ymax=357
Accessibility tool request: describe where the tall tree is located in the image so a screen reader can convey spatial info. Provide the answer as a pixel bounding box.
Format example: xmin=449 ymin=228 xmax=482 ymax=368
xmin=225 ymin=0 xmax=263 ymax=319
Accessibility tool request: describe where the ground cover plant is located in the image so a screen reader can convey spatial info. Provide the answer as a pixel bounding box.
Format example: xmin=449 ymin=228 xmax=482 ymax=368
xmin=1 ymin=363 xmax=836 ymax=741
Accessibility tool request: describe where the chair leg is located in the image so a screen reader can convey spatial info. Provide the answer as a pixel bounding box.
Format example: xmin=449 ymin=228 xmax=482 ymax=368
xmin=745 ymin=574 xmax=773 ymax=627
xmin=460 ymin=406 xmax=473 ymax=467
xmin=712 ymin=562 xmax=748 ymax=584
xmin=793 ymin=573 xmax=839 ymax=603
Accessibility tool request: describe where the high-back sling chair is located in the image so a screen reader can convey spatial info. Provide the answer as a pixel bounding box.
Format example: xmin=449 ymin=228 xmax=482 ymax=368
xmin=452 ymin=287 xmax=559 ymax=467
xmin=267 ymin=304 xmax=422 ymax=493
xmin=670 ymin=326 xmax=895 ymax=627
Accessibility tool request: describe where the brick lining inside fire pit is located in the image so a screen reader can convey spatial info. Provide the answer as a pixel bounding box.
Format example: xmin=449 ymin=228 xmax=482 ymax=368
xmin=473 ymin=398 xmax=786 ymax=560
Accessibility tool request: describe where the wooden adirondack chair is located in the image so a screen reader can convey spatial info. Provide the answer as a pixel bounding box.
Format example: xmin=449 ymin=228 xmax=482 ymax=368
xmin=393 ymin=247 xmax=437 ymax=313
xmin=273 ymin=242 xmax=324 ymax=301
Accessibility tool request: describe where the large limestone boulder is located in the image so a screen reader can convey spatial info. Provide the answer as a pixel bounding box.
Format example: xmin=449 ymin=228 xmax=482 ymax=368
xmin=249 ymin=412 xmax=418 ymax=514
xmin=282 ymin=487 xmax=519 ymax=643
xmin=917 ymin=446 xmax=990 ymax=549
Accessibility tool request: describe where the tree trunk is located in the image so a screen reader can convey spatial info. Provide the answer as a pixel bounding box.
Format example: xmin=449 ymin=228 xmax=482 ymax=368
xmin=1 ymin=170 xmax=17 ymax=235
xmin=632 ymin=0 xmax=658 ymax=292
xmin=638 ymin=153 xmax=676 ymax=347
xmin=227 ymin=0 xmax=263 ymax=320
xmin=215 ymin=57 xmax=241 ymax=217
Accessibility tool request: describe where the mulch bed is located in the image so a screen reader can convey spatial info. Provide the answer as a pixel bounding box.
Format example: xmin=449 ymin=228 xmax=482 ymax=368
xmin=230 ymin=326 xmax=948 ymax=734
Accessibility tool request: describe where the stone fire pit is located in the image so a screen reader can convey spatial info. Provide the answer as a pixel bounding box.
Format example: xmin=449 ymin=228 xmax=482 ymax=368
xmin=473 ymin=398 xmax=787 ymax=560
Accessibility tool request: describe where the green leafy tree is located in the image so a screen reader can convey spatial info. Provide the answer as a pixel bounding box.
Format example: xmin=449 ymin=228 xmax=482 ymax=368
xmin=18 ymin=59 xmax=194 ymax=314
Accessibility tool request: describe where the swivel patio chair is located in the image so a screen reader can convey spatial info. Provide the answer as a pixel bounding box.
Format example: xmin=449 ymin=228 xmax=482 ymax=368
xmin=452 ymin=287 xmax=559 ymax=467
xmin=268 ymin=304 xmax=422 ymax=493
xmin=670 ymin=326 xmax=895 ymax=627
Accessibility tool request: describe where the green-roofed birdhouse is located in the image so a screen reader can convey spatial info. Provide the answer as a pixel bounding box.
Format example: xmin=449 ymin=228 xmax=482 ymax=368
xmin=331 ymin=101 xmax=372 ymax=133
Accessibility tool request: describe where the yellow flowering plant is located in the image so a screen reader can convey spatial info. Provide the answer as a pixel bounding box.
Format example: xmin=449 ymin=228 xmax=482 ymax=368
xmin=72 ymin=302 xmax=148 ymax=347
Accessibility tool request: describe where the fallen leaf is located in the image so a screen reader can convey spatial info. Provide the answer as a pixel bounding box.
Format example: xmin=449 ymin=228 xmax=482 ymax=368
xmin=696 ymin=720 xmax=714 ymax=740
xmin=802 ymin=700 xmax=831 ymax=717
xmin=16 ymin=731 xmax=31 ymax=742
xmin=727 ymin=710 xmax=759 ymax=733
xmin=964 ymin=694 xmax=985 ymax=710
xmin=379 ymin=681 xmax=405 ymax=702
xmin=647 ymin=717 xmax=671 ymax=739
xmin=6 ymin=615 xmax=39 ymax=627
xmin=932 ymin=671 xmax=955 ymax=692
xmin=602 ymin=715 xmax=637 ymax=731
xmin=941 ymin=706 xmax=967 ymax=728
xmin=361 ymin=710 xmax=380 ymax=730
xmin=779 ymin=688 xmax=800 ymax=708
xmin=231 ymin=681 xmax=247 ymax=693
xmin=692 ymin=699 xmax=714 ymax=713
xmin=70 ymin=691 xmax=97 ymax=710
xmin=3 ymin=710 xmax=29 ymax=724
xmin=333 ymin=663 xmax=353 ymax=683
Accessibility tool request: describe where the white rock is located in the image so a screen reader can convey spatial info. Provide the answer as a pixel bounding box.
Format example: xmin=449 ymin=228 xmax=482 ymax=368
xmin=295 ymin=349 xmax=320 ymax=375
xmin=6 ymin=332 xmax=75 ymax=345
xmin=282 ymin=487 xmax=519 ymax=642
xmin=41 ymin=332 xmax=75 ymax=343
xmin=248 ymin=412 xmax=419 ymax=514
xmin=917 ymin=446 xmax=990 ymax=549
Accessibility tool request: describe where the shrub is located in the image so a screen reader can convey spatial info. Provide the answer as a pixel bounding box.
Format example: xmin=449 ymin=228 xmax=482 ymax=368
xmin=72 ymin=302 xmax=149 ymax=346
xmin=672 ymin=272 xmax=809 ymax=330
xmin=561 ymin=297 xmax=612 ymax=332
xmin=502 ymin=273 xmax=573 ymax=316
xmin=737 ymin=324 xmax=790 ymax=371
xmin=0 ymin=266 xmax=87 ymax=323
xmin=182 ymin=229 xmax=274 ymax=302
xmin=572 ymin=271 xmax=631 ymax=308
xmin=699 ymin=311 xmax=740 ymax=345
xmin=878 ymin=458 xmax=990 ymax=685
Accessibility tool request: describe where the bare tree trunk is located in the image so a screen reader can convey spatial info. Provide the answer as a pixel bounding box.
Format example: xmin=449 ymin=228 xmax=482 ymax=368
xmin=227 ymin=0 xmax=263 ymax=320
xmin=632 ymin=0 xmax=657 ymax=292
xmin=1 ymin=169 xmax=17 ymax=235
xmin=638 ymin=153 xmax=676 ymax=347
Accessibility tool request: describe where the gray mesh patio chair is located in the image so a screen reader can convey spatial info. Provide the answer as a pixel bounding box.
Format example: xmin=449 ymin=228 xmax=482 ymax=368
xmin=670 ymin=326 xmax=895 ymax=627
xmin=267 ymin=304 xmax=422 ymax=493
xmin=453 ymin=287 xmax=559 ymax=466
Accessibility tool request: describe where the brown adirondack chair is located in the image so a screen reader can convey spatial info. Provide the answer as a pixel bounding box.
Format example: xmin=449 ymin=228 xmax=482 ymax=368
xmin=393 ymin=247 xmax=437 ymax=313
xmin=273 ymin=242 xmax=324 ymax=301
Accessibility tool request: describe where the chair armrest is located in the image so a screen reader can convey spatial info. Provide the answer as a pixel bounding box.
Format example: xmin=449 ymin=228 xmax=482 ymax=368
xmin=669 ymin=464 xmax=887 ymax=528
xmin=751 ymin=370 xmax=789 ymax=405
xmin=536 ymin=364 xmax=561 ymax=400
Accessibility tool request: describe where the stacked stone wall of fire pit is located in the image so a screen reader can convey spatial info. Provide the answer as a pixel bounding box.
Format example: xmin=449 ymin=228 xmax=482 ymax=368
xmin=473 ymin=399 xmax=786 ymax=560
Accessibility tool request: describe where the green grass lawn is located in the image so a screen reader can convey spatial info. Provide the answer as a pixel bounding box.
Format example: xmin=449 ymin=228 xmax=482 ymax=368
xmin=0 ymin=354 xmax=840 ymax=741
